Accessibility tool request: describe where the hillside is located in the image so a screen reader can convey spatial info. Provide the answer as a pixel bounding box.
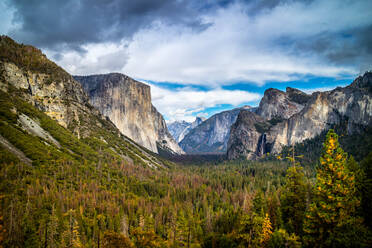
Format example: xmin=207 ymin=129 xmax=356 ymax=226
xmin=0 ymin=36 xmax=168 ymax=168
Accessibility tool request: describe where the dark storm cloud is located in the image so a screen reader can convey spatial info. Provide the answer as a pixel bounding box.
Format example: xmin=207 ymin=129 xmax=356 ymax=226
xmin=292 ymin=25 xmax=372 ymax=72
xmin=6 ymin=0 xmax=206 ymax=52
xmin=5 ymin=0 xmax=371 ymax=79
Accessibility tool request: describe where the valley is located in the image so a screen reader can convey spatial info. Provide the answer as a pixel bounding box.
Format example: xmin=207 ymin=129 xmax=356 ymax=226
xmin=0 ymin=31 xmax=371 ymax=248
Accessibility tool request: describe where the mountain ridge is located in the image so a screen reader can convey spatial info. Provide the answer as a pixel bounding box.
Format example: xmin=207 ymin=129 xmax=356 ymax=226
xmin=179 ymin=106 xmax=255 ymax=154
xmin=168 ymin=116 xmax=206 ymax=143
xmin=227 ymin=72 xmax=372 ymax=160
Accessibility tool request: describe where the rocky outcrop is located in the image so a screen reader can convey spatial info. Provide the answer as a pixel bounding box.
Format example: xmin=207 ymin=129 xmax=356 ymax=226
xmin=0 ymin=36 xmax=97 ymax=139
xmin=0 ymin=62 xmax=97 ymax=138
xmin=74 ymin=73 xmax=184 ymax=154
xmin=180 ymin=106 xmax=253 ymax=154
xmin=168 ymin=117 xmax=205 ymax=143
xmin=256 ymin=88 xmax=306 ymax=120
xmin=227 ymin=72 xmax=372 ymax=159
xmin=227 ymin=110 xmax=265 ymax=160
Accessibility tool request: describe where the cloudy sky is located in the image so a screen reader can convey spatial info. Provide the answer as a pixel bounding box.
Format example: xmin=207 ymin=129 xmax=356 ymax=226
xmin=1 ymin=0 xmax=371 ymax=122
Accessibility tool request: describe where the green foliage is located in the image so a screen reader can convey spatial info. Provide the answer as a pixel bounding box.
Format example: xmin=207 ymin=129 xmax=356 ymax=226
xmin=280 ymin=166 xmax=308 ymax=235
xmin=268 ymin=229 xmax=301 ymax=248
xmin=103 ymin=231 xmax=133 ymax=248
xmin=0 ymin=145 xmax=19 ymax=165
xmin=0 ymin=35 xmax=71 ymax=83
xmin=280 ymin=122 xmax=372 ymax=166
xmin=254 ymin=121 xmax=271 ymax=133
xmin=360 ymin=152 xmax=372 ymax=229
xmin=303 ymin=129 xmax=367 ymax=247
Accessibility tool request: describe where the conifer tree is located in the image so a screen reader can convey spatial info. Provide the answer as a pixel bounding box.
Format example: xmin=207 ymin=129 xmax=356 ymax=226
xmin=62 ymin=210 xmax=83 ymax=248
xmin=360 ymin=152 xmax=372 ymax=229
xmin=260 ymin=213 xmax=273 ymax=246
xmin=303 ymin=129 xmax=363 ymax=247
xmin=48 ymin=205 xmax=59 ymax=248
xmin=280 ymin=166 xmax=307 ymax=235
xmin=0 ymin=212 xmax=4 ymax=248
xmin=102 ymin=230 xmax=133 ymax=248
xmin=175 ymin=210 xmax=189 ymax=247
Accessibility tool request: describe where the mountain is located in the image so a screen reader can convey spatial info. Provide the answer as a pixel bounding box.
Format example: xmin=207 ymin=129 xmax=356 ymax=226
xmin=227 ymin=110 xmax=266 ymax=160
xmin=227 ymin=72 xmax=372 ymax=160
xmin=179 ymin=106 xmax=254 ymax=154
xmin=74 ymin=74 xmax=184 ymax=155
xmin=0 ymin=35 xmax=167 ymax=168
xmin=256 ymin=87 xmax=308 ymax=120
xmin=168 ymin=117 xmax=205 ymax=143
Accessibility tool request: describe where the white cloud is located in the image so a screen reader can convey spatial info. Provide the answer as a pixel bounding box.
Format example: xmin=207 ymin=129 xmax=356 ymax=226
xmin=37 ymin=0 xmax=370 ymax=121
xmin=146 ymin=83 xmax=261 ymax=122
xmin=46 ymin=42 xmax=129 ymax=76
xmin=49 ymin=0 xmax=371 ymax=86
xmin=121 ymin=0 xmax=369 ymax=85
xmin=0 ymin=1 xmax=17 ymax=34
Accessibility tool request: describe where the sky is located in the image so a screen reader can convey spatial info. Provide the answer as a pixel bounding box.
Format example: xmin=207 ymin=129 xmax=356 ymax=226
xmin=1 ymin=0 xmax=371 ymax=122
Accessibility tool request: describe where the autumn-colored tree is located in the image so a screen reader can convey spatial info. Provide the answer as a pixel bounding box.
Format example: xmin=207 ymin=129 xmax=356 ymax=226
xmin=131 ymin=227 xmax=164 ymax=248
xmin=236 ymin=212 xmax=272 ymax=248
xmin=102 ymin=231 xmax=133 ymax=248
xmin=280 ymin=166 xmax=307 ymax=235
xmin=260 ymin=213 xmax=273 ymax=246
xmin=61 ymin=210 xmax=83 ymax=248
xmin=303 ymin=129 xmax=364 ymax=247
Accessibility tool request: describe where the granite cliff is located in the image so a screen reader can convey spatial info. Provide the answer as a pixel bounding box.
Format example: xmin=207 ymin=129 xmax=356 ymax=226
xmin=256 ymin=87 xmax=307 ymax=120
xmin=180 ymin=106 xmax=254 ymax=154
xmin=227 ymin=72 xmax=372 ymax=159
xmin=74 ymin=73 xmax=184 ymax=154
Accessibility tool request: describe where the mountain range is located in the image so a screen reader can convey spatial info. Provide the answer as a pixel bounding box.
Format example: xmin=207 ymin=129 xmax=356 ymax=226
xmin=179 ymin=106 xmax=256 ymax=154
xmin=0 ymin=35 xmax=371 ymax=164
xmin=168 ymin=117 xmax=206 ymax=143
xmin=167 ymin=76 xmax=371 ymax=161
xmin=228 ymin=77 xmax=372 ymax=159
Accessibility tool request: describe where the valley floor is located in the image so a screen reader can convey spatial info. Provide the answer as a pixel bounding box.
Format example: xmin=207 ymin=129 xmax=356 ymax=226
xmin=1 ymin=132 xmax=371 ymax=247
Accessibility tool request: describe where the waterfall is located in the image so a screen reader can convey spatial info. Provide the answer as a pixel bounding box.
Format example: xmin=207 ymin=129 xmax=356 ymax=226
xmin=257 ymin=133 xmax=266 ymax=156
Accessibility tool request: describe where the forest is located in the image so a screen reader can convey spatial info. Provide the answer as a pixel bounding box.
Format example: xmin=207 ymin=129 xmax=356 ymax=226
xmin=1 ymin=127 xmax=371 ymax=247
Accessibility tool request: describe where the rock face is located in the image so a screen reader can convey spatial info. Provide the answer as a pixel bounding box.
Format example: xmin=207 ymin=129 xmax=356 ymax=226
xmin=227 ymin=110 xmax=265 ymax=160
xmin=74 ymin=73 xmax=184 ymax=154
xmin=256 ymin=88 xmax=305 ymax=120
xmin=227 ymin=72 xmax=372 ymax=159
xmin=180 ymin=106 xmax=253 ymax=154
xmin=0 ymin=37 xmax=96 ymax=138
xmin=168 ymin=117 xmax=205 ymax=143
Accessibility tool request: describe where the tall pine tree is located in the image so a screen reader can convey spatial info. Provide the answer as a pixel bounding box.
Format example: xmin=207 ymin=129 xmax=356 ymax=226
xmin=303 ymin=129 xmax=364 ymax=247
xmin=280 ymin=166 xmax=307 ymax=236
